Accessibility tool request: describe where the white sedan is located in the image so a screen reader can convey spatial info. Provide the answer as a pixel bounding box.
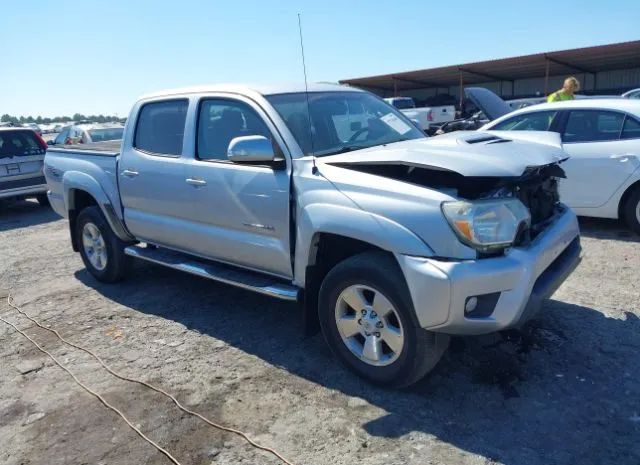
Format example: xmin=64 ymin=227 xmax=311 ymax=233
xmin=481 ymin=98 xmax=640 ymax=233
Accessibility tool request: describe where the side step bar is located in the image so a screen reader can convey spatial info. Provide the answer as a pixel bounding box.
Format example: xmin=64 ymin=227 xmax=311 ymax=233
xmin=124 ymin=245 xmax=299 ymax=301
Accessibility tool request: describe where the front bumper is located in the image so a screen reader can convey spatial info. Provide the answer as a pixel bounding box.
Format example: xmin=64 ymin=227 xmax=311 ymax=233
xmin=397 ymin=206 xmax=581 ymax=335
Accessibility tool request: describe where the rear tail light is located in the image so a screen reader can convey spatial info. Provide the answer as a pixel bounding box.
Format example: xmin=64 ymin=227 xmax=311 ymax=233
xmin=34 ymin=132 xmax=48 ymax=150
xmin=427 ymin=110 xmax=434 ymax=122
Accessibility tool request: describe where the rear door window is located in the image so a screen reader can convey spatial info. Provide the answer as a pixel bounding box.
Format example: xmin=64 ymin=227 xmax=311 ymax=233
xmin=491 ymin=110 xmax=558 ymax=131
xmin=0 ymin=130 xmax=45 ymax=157
xmin=562 ymin=110 xmax=624 ymax=143
xmin=134 ymin=100 xmax=188 ymax=156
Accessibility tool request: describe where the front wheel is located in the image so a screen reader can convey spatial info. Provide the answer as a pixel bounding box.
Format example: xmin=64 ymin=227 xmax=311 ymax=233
xmin=76 ymin=206 xmax=130 ymax=283
xmin=318 ymin=252 xmax=449 ymax=388
xmin=623 ymin=187 xmax=640 ymax=235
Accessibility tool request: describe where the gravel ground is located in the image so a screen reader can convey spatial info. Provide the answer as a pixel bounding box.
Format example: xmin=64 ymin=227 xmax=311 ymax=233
xmin=1 ymin=199 xmax=639 ymax=465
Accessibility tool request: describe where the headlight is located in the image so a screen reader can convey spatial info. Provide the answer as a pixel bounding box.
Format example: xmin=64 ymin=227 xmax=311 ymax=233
xmin=441 ymin=199 xmax=530 ymax=251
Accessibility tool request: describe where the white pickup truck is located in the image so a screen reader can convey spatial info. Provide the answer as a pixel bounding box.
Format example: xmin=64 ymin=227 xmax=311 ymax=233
xmin=384 ymin=97 xmax=455 ymax=134
xmin=44 ymin=83 xmax=581 ymax=387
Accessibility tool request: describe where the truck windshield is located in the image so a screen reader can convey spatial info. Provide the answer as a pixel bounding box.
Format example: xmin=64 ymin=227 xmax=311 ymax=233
xmin=266 ymin=92 xmax=425 ymax=157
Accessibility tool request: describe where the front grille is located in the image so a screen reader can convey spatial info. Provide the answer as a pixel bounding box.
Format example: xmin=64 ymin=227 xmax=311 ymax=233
xmin=0 ymin=175 xmax=46 ymax=190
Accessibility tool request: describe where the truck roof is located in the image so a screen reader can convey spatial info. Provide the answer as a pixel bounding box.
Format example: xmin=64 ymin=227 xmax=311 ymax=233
xmin=139 ymin=82 xmax=362 ymax=100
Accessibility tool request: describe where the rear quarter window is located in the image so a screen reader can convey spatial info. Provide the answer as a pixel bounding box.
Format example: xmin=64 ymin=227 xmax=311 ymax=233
xmin=134 ymin=100 xmax=188 ymax=156
xmin=0 ymin=131 xmax=45 ymax=157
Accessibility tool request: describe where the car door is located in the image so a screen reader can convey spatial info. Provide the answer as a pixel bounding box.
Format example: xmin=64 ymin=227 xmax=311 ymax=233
xmin=182 ymin=96 xmax=292 ymax=278
xmin=558 ymin=109 xmax=640 ymax=208
xmin=118 ymin=99 xmax=197 ymax=251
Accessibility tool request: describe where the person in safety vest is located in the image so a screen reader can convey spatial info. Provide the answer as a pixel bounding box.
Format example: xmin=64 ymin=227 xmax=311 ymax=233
xmin=548 ymin=76 xmax=580 ymax=102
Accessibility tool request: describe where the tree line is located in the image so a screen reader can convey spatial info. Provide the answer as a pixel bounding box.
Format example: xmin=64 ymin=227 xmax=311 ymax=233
xmin=1 ymin=113 xmax=122 ymax=124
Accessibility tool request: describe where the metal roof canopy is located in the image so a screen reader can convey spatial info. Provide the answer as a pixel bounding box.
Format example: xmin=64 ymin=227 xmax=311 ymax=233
xmin=340 ymin=41 xmax=640 ymax=94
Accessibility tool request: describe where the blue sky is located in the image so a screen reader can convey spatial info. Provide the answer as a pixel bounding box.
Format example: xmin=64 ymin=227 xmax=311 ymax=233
xmin=1 ymin=0 xmax=637 ymax=117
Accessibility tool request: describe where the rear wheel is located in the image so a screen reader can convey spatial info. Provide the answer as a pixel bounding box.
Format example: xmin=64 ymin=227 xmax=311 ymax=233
xmin=76 ymin=206 xmax=130 ymax=282
xmin=623 ymin=187 xmax=640 ymax=235
xmin=318 ymin=252 xmax=449 ymax=388
xmin=36 ymin=194 xmax=49 ymax=207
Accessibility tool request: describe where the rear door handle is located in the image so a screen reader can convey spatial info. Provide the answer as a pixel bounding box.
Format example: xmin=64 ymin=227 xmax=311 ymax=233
xmin=186 ymin=178 xmax=207 ymax=186
xmin=122 ymin=169 xmax=139 ymax=177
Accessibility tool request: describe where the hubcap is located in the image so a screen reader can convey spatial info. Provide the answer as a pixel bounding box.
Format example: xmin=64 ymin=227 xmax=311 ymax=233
xmin=636 ymin=199 xmax=640 ymax=224
xmin=82 ymin=222 xmax=108 ymax=271
xmin=334 ymin=284 xmax=404 ymax=367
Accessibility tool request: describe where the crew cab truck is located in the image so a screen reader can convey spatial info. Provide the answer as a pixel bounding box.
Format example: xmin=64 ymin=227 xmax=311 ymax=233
xmin=45 ymin=83 xmax=581 ymax=387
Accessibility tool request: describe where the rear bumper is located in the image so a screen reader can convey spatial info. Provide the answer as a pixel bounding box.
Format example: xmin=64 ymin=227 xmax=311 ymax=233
xmin=397 ymin=206 xmax=581 ymax=335
xmin=0 ymin=182 xmax=48 ymax=199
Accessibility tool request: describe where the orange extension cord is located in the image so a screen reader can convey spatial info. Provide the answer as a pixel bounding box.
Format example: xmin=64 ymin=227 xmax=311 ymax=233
xmin=2 ymin=294 xmax=296 ymax=465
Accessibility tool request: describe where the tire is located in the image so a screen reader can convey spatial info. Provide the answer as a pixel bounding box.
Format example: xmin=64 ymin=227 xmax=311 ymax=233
xmin=623 ymin=187 xmax=640 ymax=235
xmin=318 ymin=251 xmax=449 ymax=388
xmin=75 ymin=206 xmax=130 ymax=283
xmin=36 ymin=193 xmax=49 ymax=207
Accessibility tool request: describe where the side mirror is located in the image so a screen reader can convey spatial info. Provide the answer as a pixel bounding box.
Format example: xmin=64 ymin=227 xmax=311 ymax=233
xmin=227 ymin=135 xmax=275 ymax=163
xmin=47 ymin=140 xmax=54 ymax=146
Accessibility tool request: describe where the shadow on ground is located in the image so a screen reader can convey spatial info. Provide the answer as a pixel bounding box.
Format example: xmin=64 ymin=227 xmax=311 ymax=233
xmin=76 ymin=260 xmax=640 ymax=465
xmin=0 ymin=199 xmax=59 ymax=232
xmin=578 ymin=216 xmax=639 ymax=242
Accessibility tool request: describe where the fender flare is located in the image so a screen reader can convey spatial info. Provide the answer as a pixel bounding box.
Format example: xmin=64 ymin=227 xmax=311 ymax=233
xmin=293 ymin=203 xmax=434 ymax=285
xmin=62 ymin=171 xmax=134 ymax=242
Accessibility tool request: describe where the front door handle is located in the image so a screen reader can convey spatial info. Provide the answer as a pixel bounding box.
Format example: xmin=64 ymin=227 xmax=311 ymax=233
xmin=122 ymin=169 xmax=139 ymax=177
xmin=186 ymin=178 xmax=207 ymax=186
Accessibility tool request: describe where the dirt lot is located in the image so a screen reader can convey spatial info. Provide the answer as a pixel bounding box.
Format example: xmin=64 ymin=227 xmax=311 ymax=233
xmin=1 ymin=199 xmax=639 ymax=465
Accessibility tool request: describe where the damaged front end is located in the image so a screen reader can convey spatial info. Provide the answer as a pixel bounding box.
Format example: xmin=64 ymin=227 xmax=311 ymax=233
xmin=329 ymin=159 xmax=566 ymax=251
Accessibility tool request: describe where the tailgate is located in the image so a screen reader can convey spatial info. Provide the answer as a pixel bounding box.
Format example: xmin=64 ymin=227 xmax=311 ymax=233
xmin=430 ymin=106 xmax=455 ymax=124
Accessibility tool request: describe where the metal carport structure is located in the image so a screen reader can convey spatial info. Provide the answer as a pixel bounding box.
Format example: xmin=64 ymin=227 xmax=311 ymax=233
xmin=340 ymin=40 xmax=640 ymax=106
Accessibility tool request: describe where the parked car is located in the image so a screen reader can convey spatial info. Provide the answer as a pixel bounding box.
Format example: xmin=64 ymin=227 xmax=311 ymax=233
xmin=622 ymin=88 xmax=640 ymax=99
xmin=0 ymin=128 xmax=49 ymax=206
xmin=384 ymin=96 xmax=455 ymax=134
xmin=21 ymin=122 xmax=42 ymax=136
xmin=48 ymin=124 xmax=124 ymax=146
xmin=477 ymin=94 xmax=640 ymax=233
xmin=45 ymin=83 xmax=581 ymax=387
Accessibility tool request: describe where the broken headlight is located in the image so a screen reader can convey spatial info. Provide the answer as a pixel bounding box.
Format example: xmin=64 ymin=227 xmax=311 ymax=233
xmin=441 ymin=199 xmax=530 ymax=252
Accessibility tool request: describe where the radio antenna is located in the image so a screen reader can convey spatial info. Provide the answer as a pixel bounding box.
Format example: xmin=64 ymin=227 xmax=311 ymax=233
xmin=297 ymin=13 xmax=317 ymax=174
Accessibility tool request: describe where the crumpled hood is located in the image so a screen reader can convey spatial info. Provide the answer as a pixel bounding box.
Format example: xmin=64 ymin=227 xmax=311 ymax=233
xmin=319 ymin=131 xmax=567 ymax=178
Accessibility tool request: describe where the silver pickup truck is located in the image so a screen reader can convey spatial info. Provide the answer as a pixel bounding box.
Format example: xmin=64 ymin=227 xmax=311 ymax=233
xmin=45 ymin=83 xmax=581 ymax=387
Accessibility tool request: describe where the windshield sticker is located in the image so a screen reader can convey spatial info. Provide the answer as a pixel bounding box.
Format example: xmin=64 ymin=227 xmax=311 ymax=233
xmin=380 ymin=113 xmax=412 ymax=135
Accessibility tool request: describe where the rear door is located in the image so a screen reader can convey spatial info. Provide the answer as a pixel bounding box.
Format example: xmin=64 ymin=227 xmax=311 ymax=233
xmin=118 ymin=99 xmax=196 ymax=250
xmin=182 ymin=95 xmax=292 ymax=278
xmin=0 ymin=130 xmax=47 ymax=193
xmin=558 ymin=109 xmax=640 ymax=208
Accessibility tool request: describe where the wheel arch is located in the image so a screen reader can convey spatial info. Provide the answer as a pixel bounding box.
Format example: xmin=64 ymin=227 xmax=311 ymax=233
xmin=618 ymin=179 xmax=640 ymax=221
xmin=63 ymin=173 xmax=134 ymax=251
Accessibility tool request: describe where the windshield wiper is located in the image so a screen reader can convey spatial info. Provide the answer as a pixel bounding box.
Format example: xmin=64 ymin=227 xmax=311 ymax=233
xmin=316 ymin=144 xmax=368 ymax=157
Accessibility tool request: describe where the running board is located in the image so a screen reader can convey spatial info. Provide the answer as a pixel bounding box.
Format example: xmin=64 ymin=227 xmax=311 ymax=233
xmin=124 ymin=245 xmax=299 ymax=301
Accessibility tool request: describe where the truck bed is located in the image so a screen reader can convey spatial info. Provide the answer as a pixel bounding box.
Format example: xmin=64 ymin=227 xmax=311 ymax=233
xmin=47 ymin=140 xmax=121 ymax=157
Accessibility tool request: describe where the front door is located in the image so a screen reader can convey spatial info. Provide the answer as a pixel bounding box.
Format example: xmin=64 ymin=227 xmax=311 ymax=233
xmin=182 ymin=96 xmax=292 ymax=278
xmin=559 ymin=109 xmax=640 ymax=208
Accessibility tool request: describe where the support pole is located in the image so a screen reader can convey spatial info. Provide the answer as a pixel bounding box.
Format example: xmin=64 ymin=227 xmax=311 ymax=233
xmin=544 ymin=58 xmax=550 ymax=96
xmin=458 ymin=70 xmax=464 ymax=111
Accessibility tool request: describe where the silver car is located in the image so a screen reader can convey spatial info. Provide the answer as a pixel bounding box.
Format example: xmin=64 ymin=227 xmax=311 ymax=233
xmin=0 ymin=128 xmax=49 ymax=205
